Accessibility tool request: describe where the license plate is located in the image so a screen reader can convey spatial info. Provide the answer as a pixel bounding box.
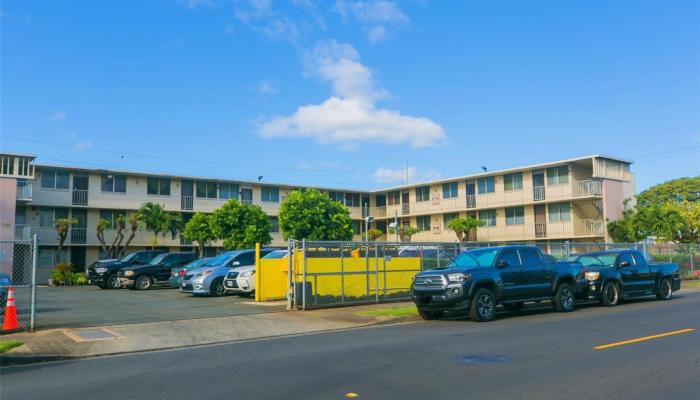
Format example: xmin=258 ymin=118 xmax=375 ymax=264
xmin=225 ymin=282 xmax=233 ymax=287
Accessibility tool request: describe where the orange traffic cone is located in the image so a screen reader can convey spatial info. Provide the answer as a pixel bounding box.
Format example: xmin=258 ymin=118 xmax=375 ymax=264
xmin=2 ymin=287 xmax=19 ymax=332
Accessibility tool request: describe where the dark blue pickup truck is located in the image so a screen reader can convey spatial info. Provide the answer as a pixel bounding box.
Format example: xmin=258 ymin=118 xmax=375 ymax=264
xmin=411 ymin=245 xmax=585 ymax=322
xmin=566 ymin=249 xmax=680 ymax=306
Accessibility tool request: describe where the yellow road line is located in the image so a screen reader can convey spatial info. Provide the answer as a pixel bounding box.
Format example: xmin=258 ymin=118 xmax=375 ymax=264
xmin=594 ymin=328 xmax=695 ymax=350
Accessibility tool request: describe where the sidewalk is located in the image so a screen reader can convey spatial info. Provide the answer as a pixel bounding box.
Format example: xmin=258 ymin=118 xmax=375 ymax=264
xmin=0 ymin=302 xmax=418 ymax=366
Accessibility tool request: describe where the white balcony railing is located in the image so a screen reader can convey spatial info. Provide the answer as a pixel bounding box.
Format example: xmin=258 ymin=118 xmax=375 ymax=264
xmin=534 ymin=222 xmax=546 ymax=238
xmin=574 ymin=219 xmax=605 ymax=236
xmin=16 ymin=180 xmax=32 ymax=200
xmin=402 ymin=203 xmax=410 ymax=215
xmin=14 ymin=224 xmax=31 ymax=241
xmin=572 ymin=180 xmax=602 ymax=197
xmin=181 ymin=196 xmax=193 ymax=210
xmin=466 ymin=194 xmax=476 ymax=208
xmin=373 ymin=206 xmax=387 ymax=217
xmin=72 ymin=189 xmax=88 ymax=206
xmin=533 ymin=186 xmax=545 ymax=201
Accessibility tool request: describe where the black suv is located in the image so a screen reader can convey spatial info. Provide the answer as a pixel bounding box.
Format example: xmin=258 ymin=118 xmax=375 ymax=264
xmin=118 ymin=252 xmax=197 ymax=290
xmin=88 ymin=250 xmax=165 ymax=289
xmin=411 ymin=245 xmax=584 ymax=322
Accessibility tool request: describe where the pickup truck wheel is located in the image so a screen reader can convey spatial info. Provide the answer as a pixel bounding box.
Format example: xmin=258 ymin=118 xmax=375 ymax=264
xmin=601 ymin=282 xmax=620 ymax=307
xmin=656 ymin=278 xmax=673 ymax=300
xmin=417 ymin=309 xmax=443 ymax=320
xmin=135 ymin=275 xmax=153 ymax=290
xmin=106 ymin=274 xmax=120 ymax=289
xmin=503 ymin=302 xmax=523 ymax=312
xmin=469 ymin=288 xmax=496 ymax=322
xmin=553 ymin=283 xmax=575 ymax=312
xmin=211 ymin=278 xmax=225 ymax=297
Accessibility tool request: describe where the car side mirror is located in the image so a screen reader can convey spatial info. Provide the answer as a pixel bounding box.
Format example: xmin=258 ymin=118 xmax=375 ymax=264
xmin=619 ymin=261 xmax=631 ymax=268
xmin=232 ymin=261 xmax=241 ymax=266
xmin=496 ymin=260 xmax=508 ymax=268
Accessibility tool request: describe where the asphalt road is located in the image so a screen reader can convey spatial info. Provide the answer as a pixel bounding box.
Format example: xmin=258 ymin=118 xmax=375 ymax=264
xmin=2 ymin=292 xmax=699 ymax=400
xmin=32 ymin=286 xmax=285 ymax=329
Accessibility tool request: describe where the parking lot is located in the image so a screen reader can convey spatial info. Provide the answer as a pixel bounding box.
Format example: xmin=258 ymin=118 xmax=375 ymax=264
xmin=34 ymin=286 xmax=286 ymax=330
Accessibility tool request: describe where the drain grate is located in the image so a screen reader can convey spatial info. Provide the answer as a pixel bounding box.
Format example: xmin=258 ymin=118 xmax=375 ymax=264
xmin=66 ymin=329 xmax=121 ymax=342
xmin=458 ymin=355 xmax=510 ymax=364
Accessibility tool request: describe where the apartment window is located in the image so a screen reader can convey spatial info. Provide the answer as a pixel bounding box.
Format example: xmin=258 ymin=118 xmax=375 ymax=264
xmin=345 ymin=193 xmax=360 ymax=207
xmin=442 ymin=182 xmax=458 ymax=199
xmin=416 ymin=216 xmax=431 ymax=231
xmin=269 ymin=216 xmax=279 ymax=233
xmin=219 ymin=183 xmax=240 ymax=200
xmin=477 ymin=177 xmax=495 ymax=194
xmin=505 ymin=207 xmax=525 ymax=225
xmin=388 ymin=191 xmax=401 ymax=206
xmin=147 ymin=177 xmax=171 ymax=196
xmin=503 ymin=173 xmax=522 ymax=191
xmin=261 ymin=186 xmax=280 ymax=202
xmin=478 ymin=210 xmax=497 ymax=227
xmin=1 ymin=155 xmax=14 ymax=175
xmin=39 ymin=208 xmax=69 ymax=228
xmin=328 ymin=192 xmax=344 ymax=203
xmin=41 ymin=169 xmax=70 ymax=190
xmin=443 ymin=212 xmax=459 ymax=229
xmin=196 ymin=181 xmax=217 ymax=199
xmin=548 ymin=202 xmax=571 ymax=222
xmin=351 ymin=220 xmax=362 ymax=234
xmin=99 ymin=209 xmax=126 ymax=229
xmin=546 ymin=166 xmax=569 ymax=186
xmin=415 ymin=186 xmax=430 ymax=202
xmin=101 ymin=174 xmax=127 ymax=193
xmin=375 ymin=194 xmax=386 ymax=207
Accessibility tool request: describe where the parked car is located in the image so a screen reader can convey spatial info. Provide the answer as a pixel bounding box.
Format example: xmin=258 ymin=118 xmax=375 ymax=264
xmin=566 ymin=249 xmax=680 ymax=306
xmin=180 ymin=248 xmax=276 ymax=297
xmin=398 ymin=246 xmax=459 ymax=259
xmin=88 ymin=250 xmax=166 ymax=289
xmin=118 ymin=252 xmax=197 ymax=290
xmin=0 ymin=273 xmax=10 ymax=316
xmin=411 ymin=245 xmax=585 ymax=322
xmin=168 ymin=257 xmax=212 ymax=287
xmin=224 ymin=249 xmax=287 ymax=296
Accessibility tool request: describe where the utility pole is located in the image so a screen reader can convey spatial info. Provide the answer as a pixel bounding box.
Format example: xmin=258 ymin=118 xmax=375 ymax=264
xmin=394 ymin=210 xmax=399 ymax=242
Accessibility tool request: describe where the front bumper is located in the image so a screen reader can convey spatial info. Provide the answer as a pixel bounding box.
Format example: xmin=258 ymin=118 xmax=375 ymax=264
xmin=411 ymin=284 xmax=470 ymax=311
xmin=180 ymin=279 xmax=209 ymax=295
xmin=87 ymin=273 xmax=106 ymax=284
xmin=168 ymin=277 xmax=183 ymax=287
xmin=224 ymin=277 xmax=254 ymax=293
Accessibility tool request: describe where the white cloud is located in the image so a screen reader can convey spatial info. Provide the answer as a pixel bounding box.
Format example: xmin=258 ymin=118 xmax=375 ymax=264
xmin=373 ymin=166 xmax=442 ymax=184
xmin=258 ymin=41 xmax=445 ymax=149
xmin=334 ymin=1 xmax=408 ymax=43
xmin=258 ymin=79 xmax=279 ymax=94
xmin=49 ymin=111 xmax=66 ymax=121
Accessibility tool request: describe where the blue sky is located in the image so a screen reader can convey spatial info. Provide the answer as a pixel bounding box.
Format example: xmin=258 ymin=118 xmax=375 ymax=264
xmin=1 ymin=0 xmax=698 ymax=192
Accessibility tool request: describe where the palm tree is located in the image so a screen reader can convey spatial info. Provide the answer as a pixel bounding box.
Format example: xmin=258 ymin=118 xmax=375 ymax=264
xmin=54 ymin=217 xmax=78 ymax=264
xmin=95 ymin=219 xmax=110 ymax=257
xmin=119 ymin=214 xmax=141 ymax=257
xmin=137 ymin=203 xmax=182 ymax=248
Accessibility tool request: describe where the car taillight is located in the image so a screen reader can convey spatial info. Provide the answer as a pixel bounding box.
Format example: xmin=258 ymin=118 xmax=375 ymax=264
xmin=179 ymin=270 xmax=186 ymax=276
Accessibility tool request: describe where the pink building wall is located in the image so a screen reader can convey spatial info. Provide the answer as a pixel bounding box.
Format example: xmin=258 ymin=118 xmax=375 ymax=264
xmin=0 ymin=177 xmax=17 ymax=276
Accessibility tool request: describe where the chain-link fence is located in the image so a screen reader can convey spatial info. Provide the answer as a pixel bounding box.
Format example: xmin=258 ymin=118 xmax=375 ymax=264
xmin=0 ymin=236 xmax=37 ymax=333
xmin=289 ymin=240 xmax=461 ymax=309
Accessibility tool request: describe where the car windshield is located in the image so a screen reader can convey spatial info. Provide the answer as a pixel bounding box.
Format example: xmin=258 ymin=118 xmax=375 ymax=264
xmin=263 ymin=251 xmax=287 ymax=259
xmin=184 ymin=258 xmax=211 ymax=269
xmin=207 ymin=253 xmax=238 ymax=267
xmin=148 ymin=253 xmax=167 ymax=265
xmin=441 ymin=249 xmax=499 ymax=269
xmin=571 ymin=254 xmax=618 ymax=267
xmin=119 ymin=253 xmax=137 ymax=263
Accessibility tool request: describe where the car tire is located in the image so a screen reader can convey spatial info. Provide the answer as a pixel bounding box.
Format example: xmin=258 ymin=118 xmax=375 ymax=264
xmin=417 ymin=308 xmax=443 ymax=320
xmin=503 ymin=302 xmax=523 ymax=312
xmin=600 ymin=281 xmax=620 ymax=307
xmin=135 ymin=275 xmax=153 ymax=290
xmin=656 ymin=278 xmax=673 ymax=300
xmin=106 ymin=274 xmax=120 ymax=290
xmin=469 ymin=288 xmax=497 ymax=322
xmin=553 ymin=283 xmax=575 ymax=312
xmin=210 ymin=278 xmax=225 ymax=297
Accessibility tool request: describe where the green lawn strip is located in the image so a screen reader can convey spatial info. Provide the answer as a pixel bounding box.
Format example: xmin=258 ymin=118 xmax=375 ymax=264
xmin=354 ymin=305 xmax=417 ymax=318
xmin=0 ymin=340 xmax=23 ymax=354
xmin=682 ymin=279 xmax=700 ymax=289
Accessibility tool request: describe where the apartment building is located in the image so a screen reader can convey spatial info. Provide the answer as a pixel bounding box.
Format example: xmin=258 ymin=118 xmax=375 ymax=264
xmin=0 ymin=152 xmax=633 ymax=282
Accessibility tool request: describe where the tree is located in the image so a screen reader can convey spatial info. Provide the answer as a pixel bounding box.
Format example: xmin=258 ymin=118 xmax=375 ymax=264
xmin=182 ymin=212 xmax=216 ymax=256
xmin=210 ymin=199 xmax=272 ymax=249
xmin=366 ymin=229 xmax=384 ymax=241
xmin=137 ymin=202 xmax=182 ymax=248
xmin=95 ymin=219 xmax=111 ymax=257
xmin=447 ymin=216 xmax=485 ymax=242
xmin=390 ymin=225 xmax=420 ymax=242
xmin=636 ymin=177 xmax=700 ymax=206
xmin=107 ymin=214 xmax=126 ymax=257
xmin=278 ymin=189 xmax=353 ymax=241
xmin=119 ymin=214 xmax=141 ymax=257
xmin=54 ymin=217 xmax=78 ymax=264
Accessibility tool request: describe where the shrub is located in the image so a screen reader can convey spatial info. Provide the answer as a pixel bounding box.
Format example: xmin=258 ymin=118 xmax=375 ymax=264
xmin=51 ymin=263 xmax=74 ymax=286
xmin=70 ymin=273 xmax=89 ymax=286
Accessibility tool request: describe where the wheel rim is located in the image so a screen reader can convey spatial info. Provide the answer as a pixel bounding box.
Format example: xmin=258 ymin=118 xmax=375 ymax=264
xmin=108 ymin=275 xmax=118 ymax=288
xmin=662 ymin=280 xmax=671 ymax=298
xmin=214 ymin=282 xmax=224 ymax=296
xmin=477 ymin=294 xmax=494 ymax=318
xmin=137 ymin=277 xmax=149 ymax=289
xmin=561 ymin=287 xmax=573 ymax=309
xmin=605 ymin=284 xmax=617 ymax=304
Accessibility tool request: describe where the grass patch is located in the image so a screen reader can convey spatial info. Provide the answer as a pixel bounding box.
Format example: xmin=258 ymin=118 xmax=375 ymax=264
xmin=682 ymin=279 xmax=700 ymax=289
xmin=354 ymin=305 xmax=417 ymax=318
xmin=0 ymin=340 xmax=23 ymax=354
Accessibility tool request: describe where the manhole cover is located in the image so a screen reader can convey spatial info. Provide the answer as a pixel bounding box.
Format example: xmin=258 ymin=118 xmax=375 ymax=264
xmin=458 ymin=355 xmax=510 ymax=364
xmin=68 ymin=329 xmax=118 ymax=341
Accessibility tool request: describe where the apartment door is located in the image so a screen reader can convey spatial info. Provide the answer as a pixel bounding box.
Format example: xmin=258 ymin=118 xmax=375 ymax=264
xmin=401 ymin=192 xmax=410 ymax=215
xmin=71 ymin=209 xmax=87 ymax=244
xmin=532 ymin=171 xmax=545 ymax=201
xmin=465 ymin=181 xmax=476 ymax=208
xmin=70 ymin=247 xmax=86 ymax=273
xmin=534 ymin=205 xmax=546 ymax=238
xmin=181 ymin=180 xmax=193 ymax=210
xmin=72 ymin=175 xmax=89 ymax=205
xmin=241 ymin=188 xmax=253 ymax=204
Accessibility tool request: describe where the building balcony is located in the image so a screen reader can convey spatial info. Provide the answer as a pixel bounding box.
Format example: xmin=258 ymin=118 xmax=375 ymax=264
xmin=72 ymin=189 xmax=89 ymax=206
xmin=16 ymin=180 xmax=32 ymax=201
xmin=14 ymin=224 xmax=31 ymax=241
xmin=476 ymin=218 xmax=605 ymax=242
xmin=572 ymin=180 xmax=602 ymax=197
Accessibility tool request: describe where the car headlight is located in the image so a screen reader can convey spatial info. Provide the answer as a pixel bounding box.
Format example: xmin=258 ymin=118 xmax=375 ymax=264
xmin=585 ymin=271 xmax=600 ymax=281
xmin=447 ymin=272 xmax=471 ymax=282
xmin=240 ymin=270 xmax=255 ymax=278
xmin=124 ymin=270 xmax=134 ymax=277
xmin=195 ymin=269 xmax=213 ymax=279
xmin=95 ymin=267 xmax=108 ymax=274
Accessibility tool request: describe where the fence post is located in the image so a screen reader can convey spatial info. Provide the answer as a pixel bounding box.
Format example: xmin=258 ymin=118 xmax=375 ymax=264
xmin=286 ymin=239 xmax=293 ymax=310
xmin=30 ymin=234 xmax=38 ymax=332
xmin=689 ymin=245 xmax=695 ymax=280
xmin=340 ymin=242 xmax=345 ymax=304
xmin=302 ymin=239 xmax=307 ymax=310
xmin=375 ymin=242 xmax=379 ymax=304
